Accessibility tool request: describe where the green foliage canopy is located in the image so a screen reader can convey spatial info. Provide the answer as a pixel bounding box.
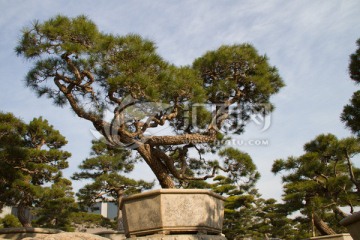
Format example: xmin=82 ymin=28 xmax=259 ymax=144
xmin=0 ymin=112 xmax=71 ymax=226
xmin=0 ymin=214 xmax=22 ymax=228
xmin=16 ymin=15 xmax=284 ymax=188
xmin=72 ymin=139 xmax=153 ymax=230
xmin=209 ymin=148 xmax=299 ymax=239
xmin=33 ymin=178 xmax=77 ymax=231
xmin=341 ymin=38 xmax=360 ymax=136
xmin=272 ymin=133 xmax=360 ymax=235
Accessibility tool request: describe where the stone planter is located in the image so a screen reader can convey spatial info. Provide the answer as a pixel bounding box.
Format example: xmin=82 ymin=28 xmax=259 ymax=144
xmin=340 ymin=211 xmax=360 ymax=240
xmin=120 ymin=189 xmax=226 ymax=238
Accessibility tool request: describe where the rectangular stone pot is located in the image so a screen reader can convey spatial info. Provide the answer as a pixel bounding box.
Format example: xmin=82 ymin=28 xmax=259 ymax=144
xmin=120 ymin=189 xmax=226 ymax=238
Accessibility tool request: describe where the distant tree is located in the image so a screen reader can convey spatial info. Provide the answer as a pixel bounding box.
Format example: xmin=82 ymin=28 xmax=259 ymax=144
xmin=209 ymin=148 xmax=260 ymax=239
xmin=255 ymin=198 xmax=307 ymax=240
xmin=210 ymin=149 xmax=300 ymax=239
xmin=33 ymin=178 xmax=77 ymax=231
xmin=272 ymin=134 xmax=359 ymax=236
xmin=0 ymin=214 xmax=22 ymax=228
xmin=221 ymin=187 xmax=263 ymax=240
xmin=69 ymin=211 xmax=115 ymax=231
xmin=72 ymin=139 xmax=153 ymax=230
xmin=0 ymin=112 xmax=70 ymax=227
xmin=342 ymin=91 xmax=360 ymax=136
xmin=16 ymin=15 xmax=284 ymax=189
xmin=341 ymin=38 xmax=360 ymax=136
xmin=348 ymin=39 xmax=360 ymax=83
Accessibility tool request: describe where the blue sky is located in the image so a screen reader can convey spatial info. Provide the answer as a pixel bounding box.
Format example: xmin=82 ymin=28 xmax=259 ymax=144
xmin=0 ymin=0 xmax=359 ymax=201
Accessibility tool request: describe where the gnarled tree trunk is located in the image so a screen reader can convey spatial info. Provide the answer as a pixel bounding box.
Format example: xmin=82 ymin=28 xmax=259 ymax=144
xmin=137 ymin=144 xmax=175 ymax=188
xmin=313 ymin=213 xmax=336 ymax=235
xmin=17 ymin=205 xmax=32 ymax=227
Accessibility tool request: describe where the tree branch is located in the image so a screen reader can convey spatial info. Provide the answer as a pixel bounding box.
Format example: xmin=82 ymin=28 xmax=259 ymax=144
xmin=54 ymin=75 xmax=103 ymax=131
xmin=147 ymin=133 xmax=216 ymax=146
xmin=345 ymin=150 xmax=360 ymax=193
xmin=61 ymin=53 xmax=82 ymax=83
xmin=152 ymin=147 xmax=228 ymax=181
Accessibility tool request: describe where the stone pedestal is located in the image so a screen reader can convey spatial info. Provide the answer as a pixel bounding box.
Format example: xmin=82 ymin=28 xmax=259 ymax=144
xmin=120 ymin=189 xmax=226 ymax=238
xmin=340 ymin=212 xmax=360 ymax=240
xmin=0 ymin=227 xmax=63 ymax=240
xmin=126 ymin=234 xmax=227 ymax=240
xmin=309 ymin=233 xmax=353 ymax=240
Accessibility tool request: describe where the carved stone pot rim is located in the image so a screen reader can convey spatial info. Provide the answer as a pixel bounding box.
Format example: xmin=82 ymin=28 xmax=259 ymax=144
xmin=120 ymin=188 xmax=226 ymax=208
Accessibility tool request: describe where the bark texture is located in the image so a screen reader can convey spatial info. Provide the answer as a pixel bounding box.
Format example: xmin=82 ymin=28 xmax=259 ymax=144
xmin=313 ymin=213 xmax=337 ymax=235
xmin=137 ymin=144 xmax=175 ymax=188
xmin=17 ymin=205 xmax=32 ymax=227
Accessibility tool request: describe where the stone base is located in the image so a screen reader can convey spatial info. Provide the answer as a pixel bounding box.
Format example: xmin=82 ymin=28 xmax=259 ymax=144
xmin=126 ymin=234 xmax=227 ymax=240
xmin=19 ymin=232 xmax=110 ymax=240
xmin=0 ymin=227 xmax=63 ymax=240
xmin=95 ymin=230 xmax=126 ymax=240
xmin=309 ymin=233 xmax=352 ymax=240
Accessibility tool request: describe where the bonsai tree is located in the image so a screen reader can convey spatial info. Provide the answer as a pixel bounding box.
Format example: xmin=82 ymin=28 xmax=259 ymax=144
xmin=16 ymin=15 xmax=284 ymax=188
xmin=0 ymin=112 xmax=71 ymax=227
xmin=72 ymin=139 xmax=154 ymax=230
xmin=272 ymin=134 xmax=359 ymax=235
xmin=341 ymin=38 xmax=360 ymax=137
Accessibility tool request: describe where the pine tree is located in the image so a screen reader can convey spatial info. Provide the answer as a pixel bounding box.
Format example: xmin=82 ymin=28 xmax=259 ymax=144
xmin=341 ymin=38 xmax=360 ymax=136
xmin=72 ymin=139 xmax=153 ymax=230
xmin=210 ymin=148 xmax=261 ymax=239
xmin=16 ymin=15 xmax=284 ymax=188
xmin=0 ymin=112 xmax=71 ymax=227
xmin=272 ymin=134 xmax=359 ymax=236
xmin=33 ymin=178 xmax=77 ymax=231
xmin=69 ymin=211 xmax=115 ymax=231
xmin=0 ymin=214 xmax=22 ymax=228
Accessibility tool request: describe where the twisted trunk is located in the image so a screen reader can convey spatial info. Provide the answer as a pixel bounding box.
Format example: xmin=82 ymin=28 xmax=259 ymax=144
xmin=306 ymin=194 xmax=336 ymax=236
xmin=345 ymin=152 xmax=360 ymax=193
xmin=313 ymin=213 xmax=336 ymax=235
xmin=137 ymin=144 xmax=175 ymax=188
xmin=138 ymin=133 xmax=217 ymax=188
xmin=17 ymin=205 xmax=32 ymax=227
